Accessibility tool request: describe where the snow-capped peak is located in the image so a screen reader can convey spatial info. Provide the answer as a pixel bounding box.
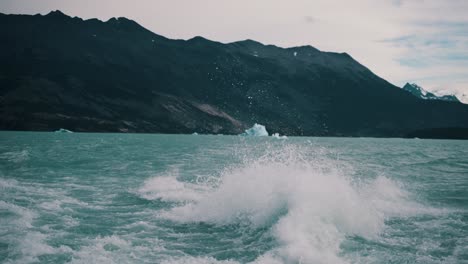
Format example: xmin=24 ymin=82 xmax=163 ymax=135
xmin=402 ymin=83 xmax=460 ymax=103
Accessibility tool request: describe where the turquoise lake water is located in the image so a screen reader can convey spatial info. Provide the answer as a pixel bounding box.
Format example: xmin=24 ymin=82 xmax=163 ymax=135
xmin=1 ymin=132 xmax=467 ymax=263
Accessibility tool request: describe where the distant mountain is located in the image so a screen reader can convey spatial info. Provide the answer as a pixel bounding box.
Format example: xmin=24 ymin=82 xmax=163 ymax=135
xmin=403 ymin=83 xmax=460 ymax=103
xmin=1 ymin=11 xmax=468 ymax=139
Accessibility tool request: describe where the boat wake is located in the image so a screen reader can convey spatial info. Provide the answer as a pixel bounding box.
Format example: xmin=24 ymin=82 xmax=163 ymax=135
xmin=139 ymin=145 xmax=430 ymax=263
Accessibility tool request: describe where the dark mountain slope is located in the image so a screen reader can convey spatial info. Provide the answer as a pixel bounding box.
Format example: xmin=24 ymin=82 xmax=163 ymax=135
xmin=1 ymin=11 xmax=468 ymax=138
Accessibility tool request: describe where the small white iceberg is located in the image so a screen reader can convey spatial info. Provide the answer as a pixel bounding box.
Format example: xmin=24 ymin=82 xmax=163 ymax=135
xmin=192 ymin=132 xmax=199 ymax=135
xmin=241 ymin=123 xmax=269 ymax=136
xmin=54 ymin=128 xmax=73 ymax=133
xmin=272 ymin=133 xmax=288 ymax=139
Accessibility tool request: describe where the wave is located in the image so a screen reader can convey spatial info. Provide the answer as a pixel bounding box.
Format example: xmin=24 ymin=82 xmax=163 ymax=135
xmin=139 ymin=173 xmax=212 ymax=203
xmin=139 ymin=144 xmax=431 ymax=263
xmin=0 ymin=149 xmax=30 ymax=163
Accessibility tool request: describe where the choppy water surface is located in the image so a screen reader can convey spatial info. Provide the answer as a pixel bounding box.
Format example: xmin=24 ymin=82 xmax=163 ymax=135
xmin=1 ymin=132 xmax=467 ymax=263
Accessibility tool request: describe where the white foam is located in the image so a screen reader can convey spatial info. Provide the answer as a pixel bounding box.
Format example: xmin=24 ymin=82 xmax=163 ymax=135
xmin=0 ymin=150 xmax=29 ymax=163
xmin=0 ymin=200 xmax=73 ymax=263
xmin=152 ymin=145 xmax=426 ymax=264
xmin=0 ymin=178 xmax=19 ymax=189
xmin=15 ymin=232 xmax=72 ymax=263
xmin=0 ymin=200 xmax=36 ymax=229
xmin=138 ymin=175 xmax=211 ymax=202
xmin=39 ymin=200 xmax=63 ymax=211
xmin=70 ymin=235 xmax=166 ymax=264
xmin=362 ymin=176 xmax=444 ymax=217
xmin=70 ymin=236 xmax=132 ymax=264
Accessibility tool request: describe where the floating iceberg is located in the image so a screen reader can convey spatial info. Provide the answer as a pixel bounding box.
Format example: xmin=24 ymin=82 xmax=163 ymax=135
xmin=54 ymin=128 xmax=73 ymax=133
xmin=241 ymin=123 xmax=269 ymax=136
xmin=192 ymin=132 xmax=199 ymax=135
xmin=272 ymin=133 xmax=288 ymax=139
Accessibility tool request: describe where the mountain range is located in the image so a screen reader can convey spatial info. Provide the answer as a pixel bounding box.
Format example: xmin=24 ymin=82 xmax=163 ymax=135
xmin=1 ymin=10 xmax=468 ymax=139
xmin=402 ymin=83 xmax=460 ymax=103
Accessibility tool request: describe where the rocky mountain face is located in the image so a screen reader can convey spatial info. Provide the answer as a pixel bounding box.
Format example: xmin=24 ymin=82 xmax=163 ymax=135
xmin=1 ymin=11 xmax=468 ymax=139
xmin=403 ymin=83 xmax=460 ymax=103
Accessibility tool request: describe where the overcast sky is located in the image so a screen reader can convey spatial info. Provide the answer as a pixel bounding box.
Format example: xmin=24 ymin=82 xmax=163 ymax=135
xmin=1 ymin=0 xmax=467 ymax=102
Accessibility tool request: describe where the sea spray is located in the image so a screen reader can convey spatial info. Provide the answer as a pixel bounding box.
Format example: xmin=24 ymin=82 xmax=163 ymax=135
xmin=143 ymin=144 xmax=414 ymax=263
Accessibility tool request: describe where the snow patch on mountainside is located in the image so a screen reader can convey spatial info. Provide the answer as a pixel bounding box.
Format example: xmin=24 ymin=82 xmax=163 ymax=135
xmin=402 ymin=83 xmax=462 ymax=103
